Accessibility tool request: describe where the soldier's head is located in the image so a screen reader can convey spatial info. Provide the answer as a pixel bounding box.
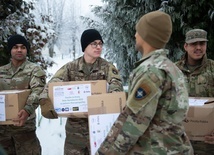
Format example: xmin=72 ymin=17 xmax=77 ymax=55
xmin=184 ymin=29 xmax=208 ymax=63
xmin=135 ymin=10 xmax=172 ymax=54
xmin=80 ymin=29 xmax=103 ymax=52
xmin=185 ymin=29 xmax=208 ymax=44
xmin=7 ymin=34 xmax=29 ymax=61
xmin=8 ymin=34 xmax=30 ymax=53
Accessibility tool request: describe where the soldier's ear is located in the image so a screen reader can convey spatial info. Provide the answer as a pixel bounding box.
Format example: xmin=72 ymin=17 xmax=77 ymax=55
xmin=184 ymin=43 xmax=188 ymax=51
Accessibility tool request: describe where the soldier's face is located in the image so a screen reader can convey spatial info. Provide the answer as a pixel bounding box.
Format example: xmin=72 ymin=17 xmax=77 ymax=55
xmin=184 ymin=41 xmax=207 ymax=63
xmin=84 ymin=40 xmax=102 ymax=59
xmin=11 ymin=44 xmax=27 ymax=61
xmin=135 ymin=32 xmax=144 ymax=55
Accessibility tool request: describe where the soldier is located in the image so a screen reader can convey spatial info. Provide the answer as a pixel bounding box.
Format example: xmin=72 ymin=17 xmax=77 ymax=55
xmin=95 ymin=11 xmax=193 ymax=155
xmin=176 ymin=29 xmax=214 ymax=154
xmin=39 ymin=29 xmax=124 ymax=155
xmin=0 ymin=34 xmax=46 ymax=155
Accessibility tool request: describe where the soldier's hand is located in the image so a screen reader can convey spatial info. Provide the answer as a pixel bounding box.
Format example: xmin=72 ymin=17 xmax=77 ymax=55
xmin=39 ymin=98 xmax=58 ymax=119
xmin=13 ymin=109 xmax=29 ymax=126
xmin=205 ymin=135 xmax=214 ymax=144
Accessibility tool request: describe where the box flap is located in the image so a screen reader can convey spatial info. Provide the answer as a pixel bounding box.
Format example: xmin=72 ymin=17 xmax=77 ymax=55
xmin=88 ymin=92 xmax=126 ymax=115
xmin=0 ymin=89 xmax=30 ymax=94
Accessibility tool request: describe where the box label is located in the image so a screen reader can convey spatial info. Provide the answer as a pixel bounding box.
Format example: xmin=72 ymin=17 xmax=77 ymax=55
xmin=189 ymin=98 xmax=208 ymax=106
xmin=89 ymin=113 xmax=119 ymax=155
xmin=0 ymin=95 xmax=6 ymax=121
xmin=53 ymin=84 xmax=91 ymax=113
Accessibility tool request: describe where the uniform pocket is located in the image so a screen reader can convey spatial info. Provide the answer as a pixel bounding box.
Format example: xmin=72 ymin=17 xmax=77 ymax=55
xmin=196 ymin=73 xmax=212 ymax=96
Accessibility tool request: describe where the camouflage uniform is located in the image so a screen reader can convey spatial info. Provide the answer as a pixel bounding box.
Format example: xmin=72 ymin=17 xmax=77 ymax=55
xmin=176 ymin=29 xmax=214 ymax=155
xmin=176 ymin=54 xmax=214 ymax=97
xmin=0 ymin=60 xmax=46 ymax=155
xmin=96 ymin=49 xmax=193 ymax=155
xmin=40 ymin=56 xmax=123 ymax=155
xmin=176 ymin=53 xmax=214 ymax=155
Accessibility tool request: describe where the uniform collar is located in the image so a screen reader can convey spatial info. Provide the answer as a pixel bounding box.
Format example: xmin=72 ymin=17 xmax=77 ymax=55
xmin=9 ymin=60 xmax=28 ymax=71
xmin=134 ymin=49 xmax=169 ymax=68
xmin=78 ymin=56 xmax=101 ymax=72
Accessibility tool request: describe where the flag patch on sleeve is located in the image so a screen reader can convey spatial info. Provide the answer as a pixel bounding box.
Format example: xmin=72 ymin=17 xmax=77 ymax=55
xmin=135 ymin=84 xmax=151 ymax=100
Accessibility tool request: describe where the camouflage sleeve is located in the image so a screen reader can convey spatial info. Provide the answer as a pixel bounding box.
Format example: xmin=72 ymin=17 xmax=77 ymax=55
xmin=106 ymin=63 xmax=124 ymax=92
xmin=96 ymin=73 xmax=162 ymax=154
xmin=210 ymin=61 xmax=214 ymax=97
xmin=39 ymin=64 xmax=68 ymax=99
xmin=24 ymin=66 xmax=46 ymax=115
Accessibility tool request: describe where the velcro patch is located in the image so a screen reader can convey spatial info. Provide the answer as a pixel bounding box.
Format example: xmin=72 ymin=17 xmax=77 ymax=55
xmin=135 ymin=84 xmax=151 ymax=100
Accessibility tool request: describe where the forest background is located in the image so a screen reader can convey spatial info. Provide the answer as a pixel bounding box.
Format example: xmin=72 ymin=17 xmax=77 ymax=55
xmin=0 ymin=0 xmax=213 ymax=85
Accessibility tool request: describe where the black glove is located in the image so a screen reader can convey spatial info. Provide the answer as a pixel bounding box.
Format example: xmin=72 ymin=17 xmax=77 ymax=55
xmin=39 ymin=98 xmax=58 ymax=119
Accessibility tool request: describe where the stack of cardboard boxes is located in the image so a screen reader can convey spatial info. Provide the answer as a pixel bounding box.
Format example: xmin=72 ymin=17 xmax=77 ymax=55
xmin=48 ymin=80 xmax=126 ymax=154
xmin=48 ymin=80 xmax=126 ymax=117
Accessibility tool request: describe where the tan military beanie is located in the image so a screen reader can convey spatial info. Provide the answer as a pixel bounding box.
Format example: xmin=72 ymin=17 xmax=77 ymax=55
xmin=136 ymin=11 xmax=172 ymax=48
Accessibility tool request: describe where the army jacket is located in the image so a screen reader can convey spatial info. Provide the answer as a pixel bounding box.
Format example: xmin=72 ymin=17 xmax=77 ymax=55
xmin=0 ymin=60 xmax=46 ymax=132
xmin=96 ymin=49 xmax=193 ymax=155
xmin=40 ymin=56 xmax=123 ymax=99
xmin=176 ymin=53 xmax=214 ymax=97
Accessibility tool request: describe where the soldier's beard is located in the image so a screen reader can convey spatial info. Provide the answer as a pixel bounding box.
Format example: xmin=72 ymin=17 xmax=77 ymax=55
xmin=135 ymin=44 xmax=144 ymax=56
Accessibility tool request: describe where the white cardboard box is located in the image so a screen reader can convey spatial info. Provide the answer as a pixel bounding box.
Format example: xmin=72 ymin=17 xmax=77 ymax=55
xmin=48 ymin=80 xmax=108 ymax=118
xmin=89 ymin=113 xmax=119 ymax=155
xmin=88 ymin=92 xmax=126 ymax=154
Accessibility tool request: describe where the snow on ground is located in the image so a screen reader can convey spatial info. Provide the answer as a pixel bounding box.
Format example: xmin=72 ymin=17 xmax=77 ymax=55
xmin=36 ymin=114 xmax=67 ymax=155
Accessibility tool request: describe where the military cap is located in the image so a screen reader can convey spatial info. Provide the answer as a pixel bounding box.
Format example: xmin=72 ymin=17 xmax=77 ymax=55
xmin=185 ymin=29 xmax=208 ymax=43
xmin=81 ymin=29 xmax=103 ymax=52
xmin=136 ymin=11 xmax=172 ymax=49
xmin=7 ymin=34 xmax=30 ymax=53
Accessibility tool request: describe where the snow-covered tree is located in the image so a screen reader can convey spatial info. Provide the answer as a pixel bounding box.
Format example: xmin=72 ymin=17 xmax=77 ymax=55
xmin=0 ymin=0 xmax=55 ymax=70
xmin=33 ymin=0 xmax=66 ymax=58
xmin=59 ymin=0 xmax=82 ymax=60
xmin=82 ymin=0 xmax=214 ymax=84
xmin=33 ymin=0 xmax=84 ymax=60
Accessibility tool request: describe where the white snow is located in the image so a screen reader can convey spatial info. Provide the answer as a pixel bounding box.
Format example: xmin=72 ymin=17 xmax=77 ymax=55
xmin=36 ymin=54 xmax=73 ymax=155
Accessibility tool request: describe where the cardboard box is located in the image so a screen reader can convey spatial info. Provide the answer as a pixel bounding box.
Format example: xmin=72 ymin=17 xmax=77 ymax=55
xmin=48 ymin=80 xmax=108 ymax=118
xmin=89 ymin=113 xmax=119 ymax=155
xmin=87 ymin=92 xmax=126 ymax=115
xmin=0 ymin=90 xmax=30 ymax=125
xmin=88 ymin=92 xmax=126 ymax=154
xmin=183 ymin=97 xmax=214 ymax=141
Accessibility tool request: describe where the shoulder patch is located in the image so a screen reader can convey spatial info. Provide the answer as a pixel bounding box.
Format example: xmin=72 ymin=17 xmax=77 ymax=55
xmin=135 ymin=84 xmax=151 ymax=100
